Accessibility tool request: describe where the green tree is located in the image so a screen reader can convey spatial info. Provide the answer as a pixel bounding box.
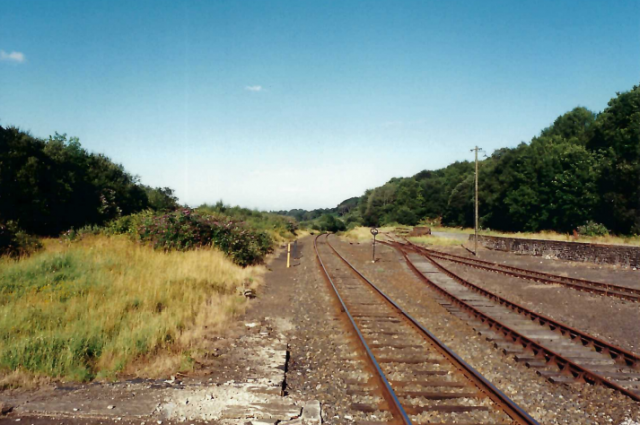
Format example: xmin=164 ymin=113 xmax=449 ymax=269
xmin=317 ymin=214 xmax=346 ymax=232
xmin=146 ymin=187 xmax=180 ymax=211
xmin=0 ymin=126 xmax=154 ymax=236
xmin=588 ymin=84 xmax=640 ymax=233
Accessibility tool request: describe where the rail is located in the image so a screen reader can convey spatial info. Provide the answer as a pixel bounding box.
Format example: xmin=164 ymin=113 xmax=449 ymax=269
xmin=315 ymin=233 xmax=540 ymax=424
xmin=380 ymin=239 xmax=640 ymax=402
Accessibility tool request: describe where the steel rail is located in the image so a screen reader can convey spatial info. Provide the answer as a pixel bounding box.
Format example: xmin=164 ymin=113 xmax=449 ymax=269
xmin=412 ymin=243 xmax=640 ymax=302
xmin=400 ymin=240 xmax=640 ymax=367
xmin=390 ymin=239 xmax=640 ymax=368
xmin=322 ymin=234 xmax=539 ymax=425
xmin=314 ymin=234 xmax=413 ymax=425
xmin=382 ymin=240 xmax=640 ymax=402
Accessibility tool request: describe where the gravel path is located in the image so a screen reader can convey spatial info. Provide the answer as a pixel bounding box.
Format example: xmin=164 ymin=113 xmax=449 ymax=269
xmin=274 ymin=237 xmax=387 ymax=424
xmin=335 ymin=236 xmax=640 ymax=425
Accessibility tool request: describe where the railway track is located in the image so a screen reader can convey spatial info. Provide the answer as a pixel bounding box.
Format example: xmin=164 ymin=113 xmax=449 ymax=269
xmin=407 ymin=242 xmax=640 ymax=302
xmin=314 ymin=233 xmax=539 ymax=425
xmin=381 ymin=239 xmax=640 ymax=402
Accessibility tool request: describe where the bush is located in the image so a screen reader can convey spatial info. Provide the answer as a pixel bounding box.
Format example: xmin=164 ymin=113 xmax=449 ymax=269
xmin=346 ymin=221 xmax=360 ymax=231
xmin=393 ymin=206 xmax=419 ymax=226
xmin=61 ymin=225 xmax=102 ymax=242
xmin=421 ymin=217 xmax=442 ymax=227
xmin=103 ymin=211 xmax=153 ymax=236
xmin=344 ymin=215 xmax=362 ymax=227
xmin=137 ymin=209 xmax=272 ymax=266
xmin=0 ymin=222 xmax=42 ymax=257
xmin=317 ymin=214 xmax=346 ymax=232
xmin=576 ymin=221 xmax=609 ymax=237
xmin=197 ymin=203 xmax=298 ymax=240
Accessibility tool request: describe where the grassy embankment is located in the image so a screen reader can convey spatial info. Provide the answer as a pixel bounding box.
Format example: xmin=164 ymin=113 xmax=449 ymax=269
xmin=340 ymin=226 xmax=462 ymax=247
xmin=0 ymin=235 xmax=263 ymax=388
xmin=429 ymin=226 xmax=640 ymax=247
xmin=344 ymin=224 xmax=640 ymax=248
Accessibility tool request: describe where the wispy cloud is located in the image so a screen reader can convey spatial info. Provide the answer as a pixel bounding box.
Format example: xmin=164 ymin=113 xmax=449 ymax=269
xmin=245 ymin=85 xmax=263 ymax=92
xmin=0 ymin=50 xmax=25 ymax=64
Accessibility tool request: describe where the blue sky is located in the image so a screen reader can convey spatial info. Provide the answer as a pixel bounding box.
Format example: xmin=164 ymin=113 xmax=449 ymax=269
xmin=1 ymin=1 xmax=639 ymax=210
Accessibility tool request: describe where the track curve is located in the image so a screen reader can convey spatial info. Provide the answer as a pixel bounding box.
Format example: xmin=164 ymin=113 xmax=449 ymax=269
xmin=381 ymin=239 xmax=640 ymax=402
xmin=409 ymin=242 xmax=640 ymax=302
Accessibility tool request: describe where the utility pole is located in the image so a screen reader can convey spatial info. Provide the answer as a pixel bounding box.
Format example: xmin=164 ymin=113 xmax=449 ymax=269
xmin=470 ymin=146 xmax=483 ymax=256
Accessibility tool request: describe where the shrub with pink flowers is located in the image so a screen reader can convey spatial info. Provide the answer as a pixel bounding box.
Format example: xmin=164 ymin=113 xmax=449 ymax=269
xmin=136 ymin=209 xmax=272 ymax=266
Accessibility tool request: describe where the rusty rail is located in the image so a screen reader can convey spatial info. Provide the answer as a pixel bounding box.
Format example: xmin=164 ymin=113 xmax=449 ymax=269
xmin=413 ymin=243 xmax=640 ymax=302
xmin=381 ymin=239 xmax=640 ymax=402
xmin=314 ymin=234 xmax=412 ymax=424
xmin=317 ymin=234 xmax=539 ymax=424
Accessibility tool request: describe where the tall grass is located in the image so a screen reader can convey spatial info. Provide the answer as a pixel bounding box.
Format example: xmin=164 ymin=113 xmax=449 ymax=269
xmin=0 ymin=235 xmax=262 ymax=384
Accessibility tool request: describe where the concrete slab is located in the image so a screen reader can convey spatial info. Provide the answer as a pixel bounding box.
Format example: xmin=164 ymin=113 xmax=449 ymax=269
xmin=301 ymin=400 xmax=322 ymax=424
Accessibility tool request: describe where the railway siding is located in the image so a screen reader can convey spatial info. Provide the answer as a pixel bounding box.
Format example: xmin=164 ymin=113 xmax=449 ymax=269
xmin=387 ymin=241 xmax=640 ymax=402
xmin=315 ymin=234 xmax=539 ymax=425
xmin=419 ymin=245 xmax=640 ymax=301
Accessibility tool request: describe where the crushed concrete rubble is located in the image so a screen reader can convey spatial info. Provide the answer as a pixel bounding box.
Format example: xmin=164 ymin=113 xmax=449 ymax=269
xmin=3 ymin=316 xmax=321 ymax=425
xmin=151 ymin=319 xmax=312 ymax=424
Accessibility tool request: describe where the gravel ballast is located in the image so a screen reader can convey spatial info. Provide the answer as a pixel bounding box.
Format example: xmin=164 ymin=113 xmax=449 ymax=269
xmin=335 ymin=236 xmax=640 ymax=425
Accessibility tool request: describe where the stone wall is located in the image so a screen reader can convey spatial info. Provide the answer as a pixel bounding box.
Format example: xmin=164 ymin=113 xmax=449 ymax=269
xmin=470 ymin=235 xmax=640 ymax=268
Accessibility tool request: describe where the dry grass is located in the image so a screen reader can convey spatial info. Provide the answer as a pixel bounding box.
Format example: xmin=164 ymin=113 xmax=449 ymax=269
xmin=431 ymin=226 xmax=640 ymax=247
xmin=340 ymin=226 xmax=396 ymax=242
xmin=0 ymin=369 xmax=51 ymax=390
xmin=293 ymin=229 xmax=314 ymax=240
xmin=408 ymin=235 xmax=463 ymax=247
xmin=0 ymin=235 xmax=263 ymax=385
xmin=430 ymin=226 xmax=473 ymax=235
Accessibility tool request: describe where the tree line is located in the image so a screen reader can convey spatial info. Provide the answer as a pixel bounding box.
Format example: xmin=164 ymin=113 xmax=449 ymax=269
xmin=3 ymin=83 xmax=638 ymax=240
xmin=281 ymin=84 xmax=640 ymax=235
xmin=0 ymin=126 xmax=179 ymax=236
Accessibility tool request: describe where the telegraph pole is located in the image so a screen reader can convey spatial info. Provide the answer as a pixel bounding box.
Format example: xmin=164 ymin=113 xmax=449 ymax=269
xmin=470 ymin=146 xmax=483 ymax=256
